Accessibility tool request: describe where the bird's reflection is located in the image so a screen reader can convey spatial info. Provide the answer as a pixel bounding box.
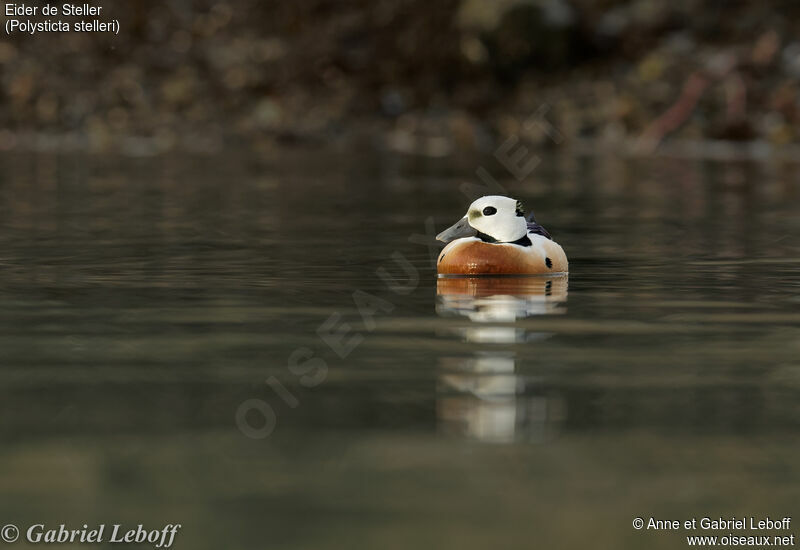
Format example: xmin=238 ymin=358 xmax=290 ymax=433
xmin=435 ymin=276 xmax=568 ymax=443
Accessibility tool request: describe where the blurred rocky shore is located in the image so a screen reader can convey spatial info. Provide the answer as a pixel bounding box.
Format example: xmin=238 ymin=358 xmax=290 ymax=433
xmin=1 ymin=0 xmax=800 ymax=155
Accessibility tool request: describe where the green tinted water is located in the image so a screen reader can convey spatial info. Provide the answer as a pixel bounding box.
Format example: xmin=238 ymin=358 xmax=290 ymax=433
xmin=0 ymin=151 xmax=798 ymax=549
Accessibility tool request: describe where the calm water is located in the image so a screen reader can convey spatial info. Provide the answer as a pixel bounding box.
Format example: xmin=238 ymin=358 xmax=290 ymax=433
xmin=0 ymin=151 xmax=798 ymax=549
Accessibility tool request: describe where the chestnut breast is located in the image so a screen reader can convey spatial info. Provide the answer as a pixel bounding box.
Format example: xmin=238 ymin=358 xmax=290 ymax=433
xmin=437 ymin=238 xmax=568 ymax=275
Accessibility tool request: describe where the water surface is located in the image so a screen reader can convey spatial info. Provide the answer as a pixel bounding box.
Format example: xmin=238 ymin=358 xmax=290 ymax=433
xmin=0 ymin=150 xmax=798 ymax=549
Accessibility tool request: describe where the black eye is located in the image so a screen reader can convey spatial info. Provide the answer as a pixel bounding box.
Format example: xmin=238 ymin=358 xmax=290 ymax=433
xmin=482 ymin=206 xmax=497 ymax=216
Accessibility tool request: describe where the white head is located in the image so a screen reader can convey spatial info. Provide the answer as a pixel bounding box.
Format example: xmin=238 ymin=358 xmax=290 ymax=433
xmin=437 ymin=195 xmax=528 ymax=243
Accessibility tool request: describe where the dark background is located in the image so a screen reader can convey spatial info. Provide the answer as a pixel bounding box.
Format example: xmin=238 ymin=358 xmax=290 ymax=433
xmin=2 ymin=0 xmax=800 ymax=153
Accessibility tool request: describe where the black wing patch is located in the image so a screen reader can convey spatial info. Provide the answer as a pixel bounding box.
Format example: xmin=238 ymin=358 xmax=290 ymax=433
xmin=526 ymin=211 xmax=552 ymax=240
xmin=526 ymin=221 xmax=552 ymax=240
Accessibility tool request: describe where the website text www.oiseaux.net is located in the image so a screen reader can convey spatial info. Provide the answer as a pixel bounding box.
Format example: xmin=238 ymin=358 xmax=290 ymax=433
xmin=633 ymin=516 xmax=795 ymax=547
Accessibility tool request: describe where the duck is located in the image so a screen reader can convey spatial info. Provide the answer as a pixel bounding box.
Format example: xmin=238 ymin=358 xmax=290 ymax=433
xmin=436 ymin=196 xmax=568 ymax=275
